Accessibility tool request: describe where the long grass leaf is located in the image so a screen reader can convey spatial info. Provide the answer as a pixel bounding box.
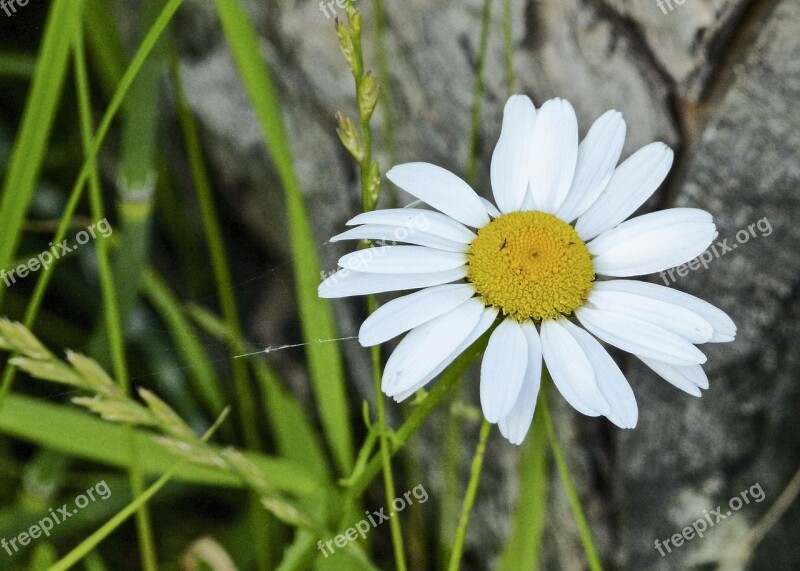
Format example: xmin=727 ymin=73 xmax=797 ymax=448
xmin=496 ymin=393 xmax=548 ymax=570
xmin=0 ymin=0 xmax=85 ymax=291
xmin=0 ymin=0 xmax=183 ymax=406
xmin=0 ymin=394 xmax=325 ymax=497
xmin=211 ymin=0 xmax=355 ymax=474
xmin=83 ymin=0 xmax=126 ymax=93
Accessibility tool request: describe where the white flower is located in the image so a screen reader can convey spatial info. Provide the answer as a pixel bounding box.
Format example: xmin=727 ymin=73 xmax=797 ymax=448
xmin=319 ymin=95 xmax=736 ymax=445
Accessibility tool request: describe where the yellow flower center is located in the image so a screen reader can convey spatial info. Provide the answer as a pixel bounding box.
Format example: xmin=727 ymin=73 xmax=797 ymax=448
xmin=467 ymin=211 xmax=595 ymax=321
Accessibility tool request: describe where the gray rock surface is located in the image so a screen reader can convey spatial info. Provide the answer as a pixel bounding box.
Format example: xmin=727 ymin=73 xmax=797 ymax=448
xmin=167 ymin=0 xmax=799 ymax=568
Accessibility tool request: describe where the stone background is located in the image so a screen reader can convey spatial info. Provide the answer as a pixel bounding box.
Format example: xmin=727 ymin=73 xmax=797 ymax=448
xmin=164 ymin=0 xmax=799 ymax=569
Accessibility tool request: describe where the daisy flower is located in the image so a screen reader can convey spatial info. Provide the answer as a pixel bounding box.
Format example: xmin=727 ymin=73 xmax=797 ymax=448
xmin=319 ymin=95 xmax=736 ymax=445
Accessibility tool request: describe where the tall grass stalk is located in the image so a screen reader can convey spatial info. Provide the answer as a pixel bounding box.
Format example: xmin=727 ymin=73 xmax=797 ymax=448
xmin=338 ymin=3 xmax=408 ymax=567
xmin=369 ymin=0 xmax=395 ymax=169
xmin=346 ymin=326 xmax=495 ymax=500
xmin=74 ymin=29 xmax=158 ymax=571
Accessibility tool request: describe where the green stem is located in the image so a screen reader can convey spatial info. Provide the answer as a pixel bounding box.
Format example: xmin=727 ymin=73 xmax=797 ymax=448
xmin=0 ymin=0 xmax=84 ymax=285
xmin=540 ymin=373 xmax=603 ymax=571
xmin=447 ymin=419 xmax=491 ymax=571
xmin=438 ymin=389 xmax=463 ymax=566
xmin=73 ymin=30 xmax=158 ymax=571
xmin=341 ymin=2 xmax=406 ymax=566
xmin=497 ymin=388 xmax=548 ymax=569
xmin=370 ymin=0 xmax=394 ymax=167
xmin=0 ymin=172 xmax=85 ymax=405
xmin=348 ymin=9 xmax=375 ymax=211
xmin=368 ymin=298 xmax=407 ymax=571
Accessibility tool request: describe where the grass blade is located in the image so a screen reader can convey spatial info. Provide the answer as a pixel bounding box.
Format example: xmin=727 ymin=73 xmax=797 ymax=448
xmin=211 ymin=0 xmax=354 ymax=475
xmin=0 ymin=394 xmax=325 ymax=497
xmin=0 ymin=0 xmax=85 ymax=294
xmin=496 ymin=392 xmax=548 ymax=570
xmin=0 ymin=0 xmax=183 ymax=407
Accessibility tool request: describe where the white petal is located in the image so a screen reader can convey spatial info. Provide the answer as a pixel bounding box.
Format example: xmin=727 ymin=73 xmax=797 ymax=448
xmin=386 ymin=163 xmax=490 ymax=228
xmin=679 ymin=363 xmax=709 ymax=389
xmin=480 ymin=197 xmax=501 ymax=218
xmin=639 ymin=357 xmax=707 ymax=396
xmin=575 ymin=306 xmax=707 ymax=366
xmin=556 ymin=110 xmax=626 ymax=223
xmin=318 ymin=267 xmax=467 ymax=298
xmin=528 ymin=99 xmax=579 ymax=214
xmin=382 ymin=299 xmax=485 ymax=395
xmin=358 ymin=284 xmax=476 ymax=346
xmin=540 ymin=318 xmax=610 ymax=417
xmin=338 ymin=246 xmax=466 ymax=274
xmin=593 ymin=279 xmax=736 ymax=343
xmin=381 ymin=299 xmax=484 ymax=396
xmin=392 ymin=305 xmax=498 ymax=402
xmin=498 ymin=322 xmax=542 ymax=444
xmin=519 ymin=188 xmax=536 ymax=211
xmin=587 ymin=287 xmax=714 ymax=344
xmin=346 ymin=208 xmax=476 ymax=244
xmin=491 ymin=95 xmax=538 ymax=213
xmin=588 ymin=208 xmax=717 ymax=277
xmin=561 ymin=320 xmax=638 ymax=429
xmin=575 ymin=143 xmax=674 ymax=240
xmin=480 ymin=319 xmax=529 ymax=423
xmin=331 ymin=225 xmax=469 ymax=253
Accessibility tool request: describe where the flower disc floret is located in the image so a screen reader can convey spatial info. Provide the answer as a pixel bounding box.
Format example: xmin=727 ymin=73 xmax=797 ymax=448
xmin=467 ymin=211 xmax=595 ymax=321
